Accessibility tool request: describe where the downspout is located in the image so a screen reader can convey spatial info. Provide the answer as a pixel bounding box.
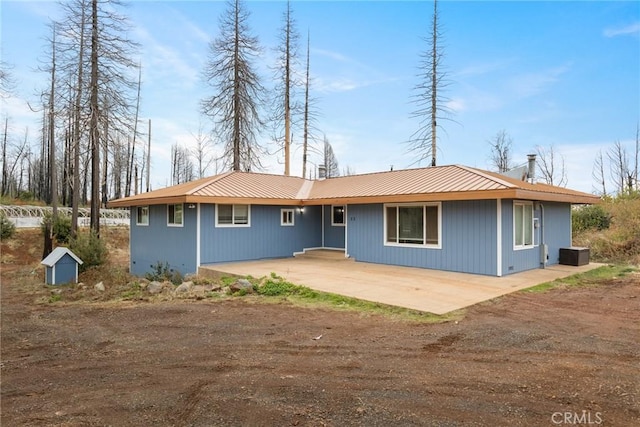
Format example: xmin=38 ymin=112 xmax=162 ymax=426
xmin=344 ymin=205 xmax=349 ymax=258
xmin=196 ymin=203 xmax=201 ymax=272
xmin=539 ymin=202 xmax=546 ymax=269
xmin=321 ymin=205 xmax=325 ymax=248
xmin=496 ymin=199 xmax=502 ymax=277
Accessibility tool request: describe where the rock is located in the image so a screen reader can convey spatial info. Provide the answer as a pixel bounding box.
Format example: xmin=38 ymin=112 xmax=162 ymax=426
xmin=147 ymin=281 xmax=164 ymax=294
xmin=94 ymin=282 xmax=105 ymax=292
xmin=230 ymin=278 xmax=254 ymax=294
xmin=175 ymin=281 xmax=194 ymax=293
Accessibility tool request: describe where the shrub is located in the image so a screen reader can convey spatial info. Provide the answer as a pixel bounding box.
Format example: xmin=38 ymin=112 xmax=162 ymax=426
xmin=41 ymin=212 xmax=73 ymax=244
xmin=145 ymin=261 xmax=183 ymax=285
xmin=0 ymin=211 xmax=16 ymax=240
xmin=69 ymin=231 xmax=107 ymax=272
xmin=572 ymin=204 xmax=611 ymax=235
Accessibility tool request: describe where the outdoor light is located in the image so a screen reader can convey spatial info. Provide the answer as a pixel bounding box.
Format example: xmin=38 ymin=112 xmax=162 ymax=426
xmin=187 ymin=204 xmax=196 ymax=209
xmin=298 ymin=207 xmax=305 ymax=214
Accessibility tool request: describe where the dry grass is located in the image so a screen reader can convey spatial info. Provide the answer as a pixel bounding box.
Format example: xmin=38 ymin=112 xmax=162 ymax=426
xmin=574 ymin=197 xmax=640 ymax=265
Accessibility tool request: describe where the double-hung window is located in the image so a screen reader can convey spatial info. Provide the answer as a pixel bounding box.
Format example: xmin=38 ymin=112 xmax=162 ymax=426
xmin=385 ymin=203 xmax=441 ymax=247
xmin=167 ymin=204 xmax=183 ymax=226
xmin=216 ymin=204 xmax=250 ymax=227
xmin=514 ymin=201 xmax=534 ymax=248
xmin=136 ymin=206 xmax=149 ymax=226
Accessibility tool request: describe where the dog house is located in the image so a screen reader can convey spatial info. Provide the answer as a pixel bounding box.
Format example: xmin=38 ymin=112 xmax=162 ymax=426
xmin=41 ymin=247 xmax=83 ymax=285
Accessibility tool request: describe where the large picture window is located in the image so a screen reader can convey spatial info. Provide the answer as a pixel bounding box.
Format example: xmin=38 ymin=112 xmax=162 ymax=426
xmin=216 ymin=204 xmax=250 ymax=227
xmin=514 ymin=201 xmax=534 ymax=248
xmin=385 ymin=203 xmax=441 ymax=247
xmin=167 ymin=204 xmax=183 ymax=226
xmin=136 ymin=206 xmax=149 ymax=226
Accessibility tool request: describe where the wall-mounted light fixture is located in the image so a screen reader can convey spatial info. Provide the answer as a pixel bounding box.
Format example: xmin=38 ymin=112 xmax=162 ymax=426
xmin=298 ymin=207 xmax=305 ymax=214
xmin=187 ymin=204 xmax=196 ymax=209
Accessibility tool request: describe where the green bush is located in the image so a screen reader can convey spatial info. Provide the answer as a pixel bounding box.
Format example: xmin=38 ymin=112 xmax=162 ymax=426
xmin=69 ymin=231 xmax=107 ymax=272
xmin=572 ymin=204 xmax=611 ymax=235
xmin=145 ymin=261 xmax=183 ymax=285
xmin=41 ymin=212 xmax=73 ymax=244
xmin=0 ymin=212 xmax=16 ymax=240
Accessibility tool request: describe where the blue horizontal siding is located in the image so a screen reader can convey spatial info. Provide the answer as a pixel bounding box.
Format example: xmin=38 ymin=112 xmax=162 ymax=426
xmin=200 ymin=204 xmax=322 ymax=264
xmin=130 ymin=204 xmax=197 ymax=276
xmin=347 ymin=201 xmax=498 ymax=275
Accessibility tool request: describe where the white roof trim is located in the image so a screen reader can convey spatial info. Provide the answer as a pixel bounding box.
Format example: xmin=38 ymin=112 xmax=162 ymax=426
xmin=41 ymin=247 xmax=84 ymax=267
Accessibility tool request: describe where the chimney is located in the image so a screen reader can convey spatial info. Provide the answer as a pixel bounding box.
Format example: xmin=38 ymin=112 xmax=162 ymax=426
xmin=527 ymin=154 xmax=537 ymax=184
xmin=318 ymin=164 xmax=327 ymax=180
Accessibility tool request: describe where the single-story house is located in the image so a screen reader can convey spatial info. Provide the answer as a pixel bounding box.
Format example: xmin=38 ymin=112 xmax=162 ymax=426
xmin=109 ymin=163 xmax=598 ymax=278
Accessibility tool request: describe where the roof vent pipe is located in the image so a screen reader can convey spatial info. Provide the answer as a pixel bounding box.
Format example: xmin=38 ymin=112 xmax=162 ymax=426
xmin=527 ymin=154 xmax=537 ymax=184
xmin=318 ymin=164 xmax=327 ymax=180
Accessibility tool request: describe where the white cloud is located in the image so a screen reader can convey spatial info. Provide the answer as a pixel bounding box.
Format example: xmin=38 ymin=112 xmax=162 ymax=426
xmin=603 ymin=22 xmax=640 ymax=38
xmin=454 ymin=58 xmax=515 ymax=78
xmin=445 ymin=98 xmax=466 ymax=113
xmin=133 ymin=26 xmax=200 ymax=88
xmin=507 ymin=63 xmax=572 ymax=99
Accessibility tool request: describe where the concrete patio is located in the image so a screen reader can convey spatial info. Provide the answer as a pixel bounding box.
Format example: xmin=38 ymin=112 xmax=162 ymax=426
xmin=200 ymin=251 xmax=602 ymax=315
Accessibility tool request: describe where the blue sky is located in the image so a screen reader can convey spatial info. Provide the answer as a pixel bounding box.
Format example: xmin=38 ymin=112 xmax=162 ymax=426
xmin=1 ymin=0 xmax=639 ymax=193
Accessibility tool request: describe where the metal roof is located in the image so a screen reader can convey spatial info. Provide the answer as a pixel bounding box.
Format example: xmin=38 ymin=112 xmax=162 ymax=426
xmin=108 ymin=165 xmax=599 ymax=208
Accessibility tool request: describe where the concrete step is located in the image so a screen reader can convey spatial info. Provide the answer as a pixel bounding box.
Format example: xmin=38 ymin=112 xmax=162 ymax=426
xmin=295 ymin=249 xmax=352 ymax=261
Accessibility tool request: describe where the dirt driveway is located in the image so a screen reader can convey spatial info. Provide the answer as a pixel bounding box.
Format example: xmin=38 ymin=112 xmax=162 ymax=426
xmin=2 ymin=269 xmax=639 ymax=426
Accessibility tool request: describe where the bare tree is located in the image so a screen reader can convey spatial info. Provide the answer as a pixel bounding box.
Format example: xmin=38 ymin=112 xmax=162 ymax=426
xmin=634 ymin=123 xmax=639 ymax=191
xmin=408 ymin=0 xmax=452 ymax=167
xmin=53 ymin=0 xmax=139 ymax=236
xmin=125 ymin=63 xmax=142 ymax=197
xmin=592 ymin=149 xmax=607 ymax=197
xmin=0 ymin=61 xmax=16 ymax=98
xmin=301 ymin=31 xmax=321 ymax=180
xmin=608 ymin=140 xmax=629 ymax=194
xmin=535 ymin=144 xmax=567 ymax=187
xmin=323 ymin=136 xmax=340 ymax=178
xmin=191 ymin=122 xmax=216 ymax=178
xmin=171 ymin=143 xmax=194 ymax=185
xmin=269 ymin=0 xmax=301 ymax=176
xmin=488 ymin=129 xmax=513 ymax=173
xmin=201 ymin=0 xmax=266 ymax=172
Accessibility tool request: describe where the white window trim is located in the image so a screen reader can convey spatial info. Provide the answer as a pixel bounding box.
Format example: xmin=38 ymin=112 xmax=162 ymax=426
xmin=136 ymin=206 xmax=149 ymax=226
xmin=280 ymin=208 xmax=295 ymax=226
xmin=331 ymin=205 xmax=345 ymax=226
xmin=383 ymin=202 xmax=442 ymax=249
xmin=513 ymin=200 xmax=535 ymax=250
xmin=215 ymin=204 xmax=251 ymax=228
xmin=167 ymin=203 xmax=184 ymax=227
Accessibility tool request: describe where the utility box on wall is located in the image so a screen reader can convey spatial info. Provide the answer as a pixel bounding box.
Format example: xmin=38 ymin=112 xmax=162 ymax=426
xmin=559 ymin=247 xmax=590 ymax=266
xmin=41 ymin=247 xmax=83 ymax=285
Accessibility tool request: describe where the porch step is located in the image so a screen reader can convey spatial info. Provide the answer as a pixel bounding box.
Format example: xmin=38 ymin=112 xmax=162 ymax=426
xmin=295 ymin=249 xmax=352 ymax=261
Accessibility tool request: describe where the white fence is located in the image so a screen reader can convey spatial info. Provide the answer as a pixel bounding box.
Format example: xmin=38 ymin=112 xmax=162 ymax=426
xmin=1 ymin=205 xmax=130 ymax=228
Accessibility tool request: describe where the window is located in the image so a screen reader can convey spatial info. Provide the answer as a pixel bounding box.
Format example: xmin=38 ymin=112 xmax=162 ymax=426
xmin=216 ymin=204 xmax=250 ymax=227
xmin=385 ymin=203 xmax=441 ymax=247
xmin=167 ymin=204 xmax=183 ymax=226
xmin=514 ymin=201 xmax=534 ymax=248
xmin=281 ymin=209 xmax=294 ymax=226
xmin=136 ymin=206 xmax=149 ymax=226
xmin=332 ymin=205 xmax=345 ymax=226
